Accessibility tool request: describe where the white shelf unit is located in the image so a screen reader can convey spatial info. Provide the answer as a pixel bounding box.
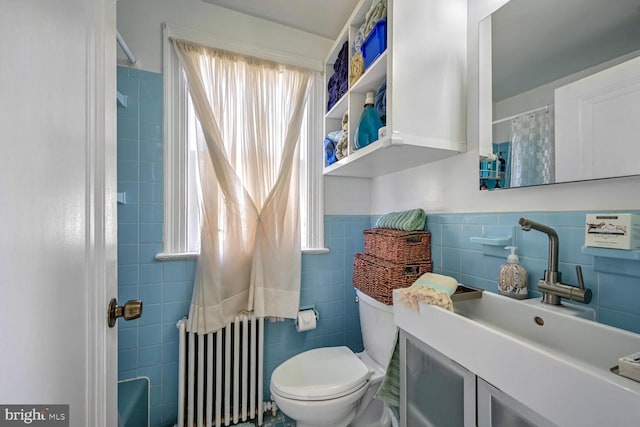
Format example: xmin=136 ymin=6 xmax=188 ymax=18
xmin=323 ymin=0 xmax=468 ymax=178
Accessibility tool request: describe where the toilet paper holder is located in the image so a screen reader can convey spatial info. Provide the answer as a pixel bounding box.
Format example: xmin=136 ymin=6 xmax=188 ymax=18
xmin=295 ymin=306 xmax=319 ymax=331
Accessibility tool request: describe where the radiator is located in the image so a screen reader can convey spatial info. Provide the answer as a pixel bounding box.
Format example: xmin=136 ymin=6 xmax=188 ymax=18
xmin=177 ymin=314 xmax=264 ymax=427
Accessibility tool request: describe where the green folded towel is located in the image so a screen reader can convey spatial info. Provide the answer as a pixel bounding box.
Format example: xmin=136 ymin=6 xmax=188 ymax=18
xmin=413 ymin=272 xmax=458 ymax=296
xmin=376 ymin=208 xmax=426 ymax=231
xmin=375 ymin=331 xmax=401 ymax=421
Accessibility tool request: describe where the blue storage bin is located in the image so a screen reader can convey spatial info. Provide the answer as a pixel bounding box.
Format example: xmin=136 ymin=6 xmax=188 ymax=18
xmin=362 ymin=19 xmax=387 ymax=70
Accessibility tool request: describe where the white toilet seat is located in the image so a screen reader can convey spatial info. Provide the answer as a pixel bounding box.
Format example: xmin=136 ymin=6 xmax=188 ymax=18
xmin=270 ymin=346 xmax=371 ymax=401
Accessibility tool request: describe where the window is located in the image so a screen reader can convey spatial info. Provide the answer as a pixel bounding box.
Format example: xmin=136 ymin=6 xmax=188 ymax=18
xmin=158 ymin=24 xmax=326 ymax=260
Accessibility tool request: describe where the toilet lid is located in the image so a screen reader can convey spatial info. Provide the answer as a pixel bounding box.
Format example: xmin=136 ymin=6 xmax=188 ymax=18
xmin=271 ymin=346 xmax=371 ymax=401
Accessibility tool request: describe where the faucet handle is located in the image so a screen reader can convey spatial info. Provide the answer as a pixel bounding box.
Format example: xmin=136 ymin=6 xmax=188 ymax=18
xmin=576 ymin=265 xmax=585 ymax=290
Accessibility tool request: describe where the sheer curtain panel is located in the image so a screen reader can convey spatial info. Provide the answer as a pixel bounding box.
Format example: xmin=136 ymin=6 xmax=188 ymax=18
xmin=172 ymin=39 xmax=312 ymax=334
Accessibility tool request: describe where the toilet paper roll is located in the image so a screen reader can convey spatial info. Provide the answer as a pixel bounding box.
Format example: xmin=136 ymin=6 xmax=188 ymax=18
xmin=296 ymin=309 xmax=317 ymax=332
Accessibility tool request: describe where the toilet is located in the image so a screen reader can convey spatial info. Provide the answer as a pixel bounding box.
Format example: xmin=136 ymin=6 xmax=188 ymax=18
xmin=270 ymin=289 xmax=397 ymax=427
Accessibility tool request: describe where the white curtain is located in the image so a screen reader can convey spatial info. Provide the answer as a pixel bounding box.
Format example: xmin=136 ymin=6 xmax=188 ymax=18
xmin=510 ymin=107 xmax=555 ymax=187
xmin=172 ymin=39 xmax=313 ymax=334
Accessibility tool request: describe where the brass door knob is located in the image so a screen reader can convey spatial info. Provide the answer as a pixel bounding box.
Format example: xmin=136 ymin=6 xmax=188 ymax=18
xmin=108 ymin=298 xmax=143 ymax=328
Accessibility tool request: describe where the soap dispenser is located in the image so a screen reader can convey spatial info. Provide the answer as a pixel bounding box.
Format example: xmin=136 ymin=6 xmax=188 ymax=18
xmin=498 ymin=246 xmax=528 ymax=299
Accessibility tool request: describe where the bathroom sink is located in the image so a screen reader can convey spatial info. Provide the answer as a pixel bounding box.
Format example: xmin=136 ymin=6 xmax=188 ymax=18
xmin=394 ymin=290 xmax=640 ymax=426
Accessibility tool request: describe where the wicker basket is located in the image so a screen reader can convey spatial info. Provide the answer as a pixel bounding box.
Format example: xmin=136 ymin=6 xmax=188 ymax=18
xmin=353 ymin=252 xmax=433 ymax=305
xmin=363 ymin=229 xmax=431 ymax=263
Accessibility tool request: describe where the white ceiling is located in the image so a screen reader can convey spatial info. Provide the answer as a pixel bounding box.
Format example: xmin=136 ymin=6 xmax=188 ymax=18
xmin=201 ymin=0 xmax=361 ymax=39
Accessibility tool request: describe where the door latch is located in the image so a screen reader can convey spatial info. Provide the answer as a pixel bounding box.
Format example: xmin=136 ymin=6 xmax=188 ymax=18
xmin=108 ymin=298 xmax=143 ymax=328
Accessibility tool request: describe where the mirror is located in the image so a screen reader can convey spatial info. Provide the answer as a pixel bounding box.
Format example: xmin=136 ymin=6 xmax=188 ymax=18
xmin=478 ymin=0 xmax=640 ymax=190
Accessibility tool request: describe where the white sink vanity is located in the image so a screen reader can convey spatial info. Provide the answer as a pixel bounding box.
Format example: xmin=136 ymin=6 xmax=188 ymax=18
xmin=394 ymin=290 xmax=640 ymax=426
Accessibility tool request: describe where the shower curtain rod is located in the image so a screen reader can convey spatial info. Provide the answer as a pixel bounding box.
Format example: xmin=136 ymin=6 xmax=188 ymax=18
xmin=117 ymin=30 xmax=137 ymax=64
xmin=492 ymin=104 xmax=549 ymax=125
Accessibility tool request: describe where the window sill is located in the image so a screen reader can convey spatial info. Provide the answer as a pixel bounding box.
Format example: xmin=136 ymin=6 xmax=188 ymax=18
xmin=302 ymin=248 xmax=330 ymax=255
xmin=155 ymin=252 xmax=199 ymax=261
xmin=156 ymin=248 xmax=329 ymax=260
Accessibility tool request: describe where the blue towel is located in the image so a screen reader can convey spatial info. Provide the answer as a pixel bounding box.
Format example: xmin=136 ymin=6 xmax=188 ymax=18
xmin=324 ymin=138 xmax=337 ymax=165
xmin=375 ymin=78 xmax=386 ymax=120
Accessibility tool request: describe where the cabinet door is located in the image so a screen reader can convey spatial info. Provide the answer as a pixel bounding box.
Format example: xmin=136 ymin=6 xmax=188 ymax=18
xmin=400 ymin=330 xmax=475 ymax=427
xmin=477 ymin=378 xmax=558 ymax=427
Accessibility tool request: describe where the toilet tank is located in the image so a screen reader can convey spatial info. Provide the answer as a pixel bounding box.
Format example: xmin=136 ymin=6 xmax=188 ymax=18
xmin=356 ymin=289 xmax=396 ymax=368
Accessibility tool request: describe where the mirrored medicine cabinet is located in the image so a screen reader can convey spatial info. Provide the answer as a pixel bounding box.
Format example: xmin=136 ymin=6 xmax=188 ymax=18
xmin=478 ymin=0 xmax=640 ymax=190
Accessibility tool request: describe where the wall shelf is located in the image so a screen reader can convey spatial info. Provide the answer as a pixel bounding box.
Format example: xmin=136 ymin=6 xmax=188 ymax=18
xmin=581 ymin=245 xmax=640 ymax=277
xmin=581 ymin=246 xmax=640 ymax=261
xmin=470 ymin=226 xmax=515 ymax=247
xmin=470 ymin=235 xmax=512 ymax=246
xmin=117 ymin=91 xmax=128 ymax=107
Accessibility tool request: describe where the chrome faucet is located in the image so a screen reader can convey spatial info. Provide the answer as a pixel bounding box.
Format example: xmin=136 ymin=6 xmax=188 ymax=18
xmin=519 ymin=218 xmax=592 ymax=305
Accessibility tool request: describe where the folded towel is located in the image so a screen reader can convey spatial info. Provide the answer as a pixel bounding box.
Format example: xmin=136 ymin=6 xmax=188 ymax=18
xmin=364 ymin=0 xmax=388 ymax=38
xmin=376 ymin=208 xmax=426 ymax=231
xmin=375 ymin=331 xmax=401 ymax=421
xmin=324 ymin=137 xmax=337 ymax=165
xmin=375 ymin=282 xmax=454 ymax=421
xmin=412 ymin=272 xmax=458 ymax=297
xmin=396 ymin=283 xmax=454 ymax=312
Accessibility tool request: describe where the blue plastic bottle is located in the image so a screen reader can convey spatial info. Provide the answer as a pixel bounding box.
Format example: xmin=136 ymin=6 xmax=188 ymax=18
xmin=355 ymin=91 xmax=383 ymax=150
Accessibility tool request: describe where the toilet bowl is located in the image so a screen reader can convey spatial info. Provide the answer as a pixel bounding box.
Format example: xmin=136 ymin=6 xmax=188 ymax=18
xmin=270 ymin=290 xmax=396 ymax=427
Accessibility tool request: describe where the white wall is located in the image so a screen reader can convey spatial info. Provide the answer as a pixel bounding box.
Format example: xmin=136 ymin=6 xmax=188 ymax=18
xmin=116 ymin=0 xmax=333 ymax=73
xmin=371 ymin=0 xmax=640 ymax=215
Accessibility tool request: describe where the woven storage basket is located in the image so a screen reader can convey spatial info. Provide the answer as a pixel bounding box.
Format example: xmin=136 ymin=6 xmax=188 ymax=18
xmin=353 ymin=252 xmax=433 ymax=305
xmin=363 ymin=229 xmax=431 ymax=263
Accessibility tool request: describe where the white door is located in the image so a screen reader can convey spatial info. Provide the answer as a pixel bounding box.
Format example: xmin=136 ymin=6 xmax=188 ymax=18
xmin=0 ymin=1 xmax=118 ymax=426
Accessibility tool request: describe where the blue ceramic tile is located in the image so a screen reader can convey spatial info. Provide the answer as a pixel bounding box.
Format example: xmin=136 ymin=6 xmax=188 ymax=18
xmin=139 ymin=283 xmax=162 ymax=305
xmin=140 ymin=141 xmax=163 ymax=163
xmin=140 ymin=263 xmax=163 ymax=284
xmin=119 ymin=348 xmax=138 ymax=372
xmin=163 ymin=301 xmax=189 ymax=324
xmin=117 ymin=117 xmax=138 ymax=140
xmin=117 ymin=181 xmax=139 ymax=203
xmin=118 ymin=222 xmax=138 ymax=244
xmin=138 ymin=365 xmax=162 ymax=387
xmin=599 ymin=273 xmax=640 ymax=315
xmin=161 ymin=362 xmax=179 ymax=385
xmin=119 ymin=328 xmax=137 ymax=350
xmin=139 ymin=325 xmax=162 ymax=347
xmin=140 ymin=121 xmax=162 ymax=142
xmin=163 ymin=322 xmax=180 ymax=344
xmin=163 ymin=262 xmax=185 ymax=282
xmin=140 ymin=102 xmax=163 ymax=123
xmin=442 ymin=247 xmax=461 ymax=272
xmin=163 ymin=282 xmax=189 ymax=302
xmin=599 ymin=308 xmax=640 ymax=334
xmin=119 ymin=285 xmax=139 ymax=302
xmin=139 ymin=223 xmax=162 ymax=243
xmin=442 ymin=224 xmax=464 ymax=248
xmin=117 ymin=203 xmax=139 ymax=224
xmin=140 ymin=202 xmax=163 ymax=223
xmin=140 ymin=182 xmax=163 ymax=203
xmin=461 ymin=250 xmax=485 ymax=278
xmin=119 ymin=265 xmax=139 ymax=286
xmin=162 ymin=342 xmax=179 ymax=364
xmin=117 ymin=139 xmax=139 ymax=161
xmin=139 ymin=304 xmax=162 ymax=326
xmin=140 ymin=161 xmax=163 ymax=182
xmin=138 ymin=345 xmax=161 ymax=367
xmin=139 ymin=243 xmax=163 ymax=263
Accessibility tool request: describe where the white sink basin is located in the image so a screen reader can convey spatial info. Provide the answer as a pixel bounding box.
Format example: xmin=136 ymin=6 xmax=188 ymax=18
xmin=394 ymin=289 xmax=640 ymax=426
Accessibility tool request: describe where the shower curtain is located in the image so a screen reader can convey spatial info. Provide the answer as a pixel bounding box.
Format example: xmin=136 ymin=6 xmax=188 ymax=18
xmin=509 ymin=107 xmax=555 ymax=187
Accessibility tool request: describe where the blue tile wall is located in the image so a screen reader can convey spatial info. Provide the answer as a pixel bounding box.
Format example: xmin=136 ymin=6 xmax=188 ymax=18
xmin=426 ymin=210 xmax=640 ymax=334
xmin=117 ymin=67 xmax=196 ymax=427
